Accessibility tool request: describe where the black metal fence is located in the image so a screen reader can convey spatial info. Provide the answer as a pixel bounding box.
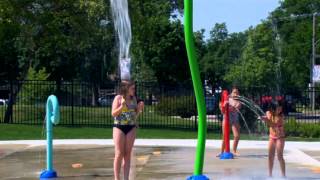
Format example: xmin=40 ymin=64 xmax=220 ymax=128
xmin=0 ymin=80 xmax=221 ymax=131
xmin=0 ymin=80 xmax=319 ymax=134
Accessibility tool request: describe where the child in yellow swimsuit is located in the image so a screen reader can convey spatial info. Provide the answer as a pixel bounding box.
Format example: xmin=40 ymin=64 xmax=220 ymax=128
xmin=111 ymin=81 xmax=144 ymax=180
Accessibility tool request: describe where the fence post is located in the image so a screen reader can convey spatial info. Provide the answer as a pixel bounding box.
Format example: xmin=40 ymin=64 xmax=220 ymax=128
xmin=71 ymin=80 xmax=74 ymax=126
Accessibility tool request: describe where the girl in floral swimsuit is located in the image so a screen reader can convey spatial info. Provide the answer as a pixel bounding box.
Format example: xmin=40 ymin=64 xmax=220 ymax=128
xmin=111 ymin=81 xmax=144 ymax=180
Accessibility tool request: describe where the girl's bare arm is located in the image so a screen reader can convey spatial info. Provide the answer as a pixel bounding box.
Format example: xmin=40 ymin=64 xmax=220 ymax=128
xmin=111 ymin=95 xmax=124 ymax=117
xmin=135 ymin=100 xmax=144 ymax=128
xmin=260 ymin=111 xmax=273 ymax=126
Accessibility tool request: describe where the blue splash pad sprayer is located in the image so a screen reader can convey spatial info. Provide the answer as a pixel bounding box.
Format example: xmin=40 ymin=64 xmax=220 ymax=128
xmin=40 ymin=95 xmax=60 ymax=179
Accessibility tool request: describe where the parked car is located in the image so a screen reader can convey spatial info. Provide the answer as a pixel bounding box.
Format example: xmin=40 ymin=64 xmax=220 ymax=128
xmin=98 ymin=95 xmax=115 ymax=106
xmin=0 ymin=99 xmax=8 ymax=106
xmin=205 ymin=95 xmax=216 ymax=114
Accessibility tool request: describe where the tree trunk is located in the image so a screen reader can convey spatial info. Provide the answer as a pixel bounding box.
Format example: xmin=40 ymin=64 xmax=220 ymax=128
xmin=92 ymin=83 xmax=99 ymax=106
xmin=4 ymin=80 xmax=17 ymax=123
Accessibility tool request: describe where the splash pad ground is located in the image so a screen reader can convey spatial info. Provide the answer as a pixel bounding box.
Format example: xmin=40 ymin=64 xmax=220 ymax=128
xmin=0 ymin=139 xmax=319 ymax=179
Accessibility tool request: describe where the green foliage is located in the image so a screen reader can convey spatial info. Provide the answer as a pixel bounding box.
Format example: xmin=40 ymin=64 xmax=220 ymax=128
xmin=0 ymin=0 xmax=21 ymax=79
xmin=268 ymin=0 xmax=320 ymax=90
xmin=1 ymin=0 xmax=114 ymax=82
xmin=285 ymin=118 xmax=320 ymax=138
xmin=18 ymin=67 xmax=52 ymax=104
xmin=1 ymin=0 xmax=320 ymax=91
xmin=130 ymin=1 xmax=189 ymax=84
xmin=194 ymin=29 xmax=207 ymax=60
xmin=200 ymin=23 xmax=247 ymax=87
xmin=285 ymin=118 xmax=300 ymax=136
xmin=225 ymin=56 xmax=274 ymax=88
xmin=224 ymin=24 xmax=276 ymax=89
xmin=25 ymin=67 xmax=49 ymax=81
xmin=155 ymin=96 xmax=196 ymax=118
xmin=204 ymin=0 xmax=320 ymax=91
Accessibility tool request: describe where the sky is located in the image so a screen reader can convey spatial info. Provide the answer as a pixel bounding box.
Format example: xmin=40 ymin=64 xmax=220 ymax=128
xmin=191 ymin=0 xmax=281 ymax=39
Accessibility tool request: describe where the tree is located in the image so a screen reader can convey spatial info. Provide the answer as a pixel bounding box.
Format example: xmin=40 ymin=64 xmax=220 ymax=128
xmin=200 ymin=23 xmax=247 ymax=89
xmin=0 ymin=0 xmax=24 ymax=80
xmin=129 ymin=0 xmax=189 ymax=85
xmin=1 ymin=0 xmax=114 ymax=83
xmin=225 ymin=24 xmax=276 ymax=90
xmin=194 ymin=29 xmax=207 ymax=63
xmin=17 ymin=67 xmax=51 ymax=104
xmin=224 ymin=0 xmax=320 ymax=93
xmin=0 ymin=0 xmax=117 ymax=106
xmin=269 ymin=0 xmax=320 ymax=91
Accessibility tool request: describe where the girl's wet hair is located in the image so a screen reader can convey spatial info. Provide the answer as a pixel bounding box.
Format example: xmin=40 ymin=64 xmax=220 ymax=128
xmin=267 ymin=99 xmax=284 ymax=114
xmin=118 ymin=80 xmax=135 ymax=96
xmin=231 ymin=86 xmax=239 ymax=92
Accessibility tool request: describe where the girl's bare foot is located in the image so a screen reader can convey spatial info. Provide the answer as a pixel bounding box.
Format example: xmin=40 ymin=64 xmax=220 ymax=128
xmin=233 ymin=151 xmax=240 ymax=156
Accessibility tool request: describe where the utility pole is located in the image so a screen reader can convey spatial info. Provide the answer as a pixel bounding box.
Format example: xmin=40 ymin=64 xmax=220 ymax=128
xmin=312 ymin=13 xmax=317 ymax=111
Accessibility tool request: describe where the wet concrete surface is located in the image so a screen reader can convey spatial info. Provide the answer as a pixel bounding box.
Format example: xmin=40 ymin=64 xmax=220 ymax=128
xmin=0 ymin=144 xmax=319 ymax=180
xmin=304 ymin=151 xmax=320 ymax=161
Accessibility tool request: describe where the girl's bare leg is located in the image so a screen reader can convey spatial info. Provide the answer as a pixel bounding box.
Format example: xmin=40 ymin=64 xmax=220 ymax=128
xmin=232 ymin=122 xmax=240 ymax=155
xmin=268 ymin=139 xmax=276 ymax=177
xmin=113 ymin=128 xmax=126 ymax=180
xmin=276 ymin=139 xmax=286 ymax=177
xmin=123 ymin=128 xmax=136 ymax=180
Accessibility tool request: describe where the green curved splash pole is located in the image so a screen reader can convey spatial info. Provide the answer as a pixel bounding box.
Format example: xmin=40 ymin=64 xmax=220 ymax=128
xmin=184 ymin=0 xmax=207 ymax=176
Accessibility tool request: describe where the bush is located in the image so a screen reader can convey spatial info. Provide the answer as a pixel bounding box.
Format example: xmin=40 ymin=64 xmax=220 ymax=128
xmin=17 ymin=67 xmax=52 ymax=105
xmin=297 ymin=124 xmax=320 ymax=138
xmin=155 ymin=96 xmax=196 ymax=118
xmin=284 ymin=118 xmax=299 ymax=137
xmin=285 ymin=118 xmax=320 ymax=138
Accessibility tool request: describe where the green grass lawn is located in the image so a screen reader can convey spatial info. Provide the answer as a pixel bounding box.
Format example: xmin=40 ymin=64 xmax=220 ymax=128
xmin=0 ymin=105 xmax=220 ymax=129
xmin=0 ymin=124 xmax=318 ymax=141
xmin=0 ymin=124 xmax=220 ymax=140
